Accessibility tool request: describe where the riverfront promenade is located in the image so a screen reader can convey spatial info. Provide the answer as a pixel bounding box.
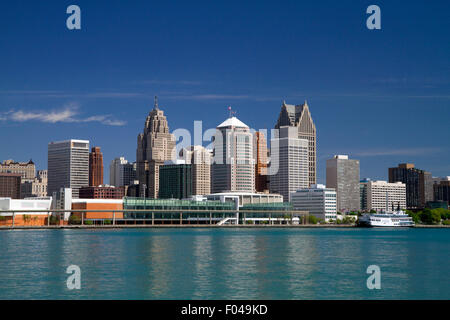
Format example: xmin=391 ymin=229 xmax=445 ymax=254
xmin=1 ymin=224 xmax=449 ymax=230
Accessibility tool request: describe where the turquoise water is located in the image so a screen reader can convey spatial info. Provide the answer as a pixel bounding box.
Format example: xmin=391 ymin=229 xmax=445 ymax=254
xmin=0 ymin=228 xmax=448 ymax=299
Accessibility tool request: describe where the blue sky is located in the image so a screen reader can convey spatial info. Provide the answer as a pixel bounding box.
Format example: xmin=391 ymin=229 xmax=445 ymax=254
xmin=0 ymin=0 xmax=449 ymax=183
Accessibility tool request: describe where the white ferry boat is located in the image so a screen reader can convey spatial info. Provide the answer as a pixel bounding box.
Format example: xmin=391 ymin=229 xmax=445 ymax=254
xmin=358 ymin=210 xmax=414 ymax=227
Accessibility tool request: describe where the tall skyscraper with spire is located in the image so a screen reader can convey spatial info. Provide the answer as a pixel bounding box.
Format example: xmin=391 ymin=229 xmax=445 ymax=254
xmin=136 ymin=97 xmax=176 ymax=198
xmin=275 ymin=101 xmax=317 ymax=187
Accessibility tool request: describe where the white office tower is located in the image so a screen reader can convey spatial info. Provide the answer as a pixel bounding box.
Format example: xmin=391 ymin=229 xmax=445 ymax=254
xmin=361 ymin=180 xmax=407 ymax=212
xmin=211 ymin=116 xmax=255 ymax=193
xmin=291 ymin=184 xmax=337 ymax=222
xmin=48 ymin=139 xmax=89 ymax=198
xmin=109 ymin=157 xmax=136 ymax=187
xmin=269 ymin=126 xmax=309 ymax=202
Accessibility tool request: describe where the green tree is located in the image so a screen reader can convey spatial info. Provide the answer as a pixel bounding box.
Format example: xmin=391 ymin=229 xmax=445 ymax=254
xmin=406 ymin=210 xmax=420 ymax=224
xmin=419 ymin=209 xmax=441 ymax=225
xmin=308 ymin=215 xmax=318 ymax=224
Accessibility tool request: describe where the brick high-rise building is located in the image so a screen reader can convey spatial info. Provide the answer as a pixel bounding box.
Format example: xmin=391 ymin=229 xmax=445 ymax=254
xmin=79 ymin=185 xmax=124 ymax=199
xmin=254 ymin=131 xmax=268 ymax=192
xmin=275 ymin=101 xmax=317 ymax=187
xmin=89 ymin=147 xmax=104 ymax=187
xmin=0 ymin=173 xmax=21 ymax=199
xmin=388 ymin=163 xmax=433 ymax=209
xmin=136 ymin=97 xmax=176 ymax=198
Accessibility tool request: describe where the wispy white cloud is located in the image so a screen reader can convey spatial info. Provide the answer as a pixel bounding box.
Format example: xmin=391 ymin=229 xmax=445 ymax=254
xmin=0 ymin=103 xmax=126 ymax=126
xmin=353 ymin=147 xmax=442 ymax=157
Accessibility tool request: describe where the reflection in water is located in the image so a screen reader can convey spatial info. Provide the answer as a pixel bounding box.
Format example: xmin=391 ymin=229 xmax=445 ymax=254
xmin=0 ymin=228 xmax=449 ymax=299
xmin=191 ymin=232 xmax=213 ymax=299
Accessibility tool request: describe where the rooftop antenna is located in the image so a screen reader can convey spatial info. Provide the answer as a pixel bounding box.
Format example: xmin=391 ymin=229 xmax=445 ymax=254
xmin=228 ymin=106 xmax=236 ymax=118
xmin=154 ymin=96 xmax=159 ymax=110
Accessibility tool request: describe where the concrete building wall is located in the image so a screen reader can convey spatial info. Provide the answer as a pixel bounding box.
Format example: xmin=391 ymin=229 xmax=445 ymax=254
xmin=326 ymin=155 xmax=360 ymax=212
xmin=291 ymin=184 xmax=337 ymax=221
xmin=180 ymin=146 xmax=211 ymax=195
xmin=366 ymin=180 xmax=406 ymax=212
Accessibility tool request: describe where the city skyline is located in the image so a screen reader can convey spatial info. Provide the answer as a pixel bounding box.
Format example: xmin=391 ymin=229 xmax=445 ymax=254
xmin=0 ymin=1 xmax=449 ymax=183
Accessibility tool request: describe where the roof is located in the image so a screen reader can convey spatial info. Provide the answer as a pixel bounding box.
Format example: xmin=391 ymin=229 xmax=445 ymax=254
xmin=217 ymin=116 xmax=249 ymax=128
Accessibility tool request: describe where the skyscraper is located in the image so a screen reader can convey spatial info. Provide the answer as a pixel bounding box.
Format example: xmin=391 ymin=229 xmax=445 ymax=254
xmin=269 ymin=126 xmax=309 ymax=202
xmin=48 ymin=139 xmax=89 ymax=198
xmin=211 ymin=116 xmax=255 ymax=193
xmin=326 ymin=155 xmax=360 ymax=212
xmin=159 ymin=160 xmax=192 ymax=199
xmin=136 ymin=97 xmax=176 ymax=198
xmin=253 ymin=131 xmax=268 ymax=192
xmin=89 ymin=147 xmax=103 ymax=187
xmin=275 ymin=101 xmax=317 ymax=187
xmin=109 ymin=157 xmax=136 ymax=187
xmin=180 ymin=146 xmax=211 ymax=195
xmin=388 ymin=163 xmax=433 ymax=209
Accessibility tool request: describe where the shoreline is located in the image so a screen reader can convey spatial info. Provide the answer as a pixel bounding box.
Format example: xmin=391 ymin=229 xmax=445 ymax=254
xmin=0 ymin=224 xmax=449 ymax=230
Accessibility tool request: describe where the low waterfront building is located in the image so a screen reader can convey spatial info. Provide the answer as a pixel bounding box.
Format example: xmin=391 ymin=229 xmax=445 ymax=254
xmin=205 ymin=191 xmax=283 ymax=207
xmin=0 ymin=197 xmax=52 ymax=226
xmin=122 ymin=196 xmax=303 ymax=225
xmin=290 ymin=184 xmax=337 ymax=222
xmin=426 ymin=201 xmax=448 ymax=210
xmin=71 ymin=198 xmax=123 ymax=220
